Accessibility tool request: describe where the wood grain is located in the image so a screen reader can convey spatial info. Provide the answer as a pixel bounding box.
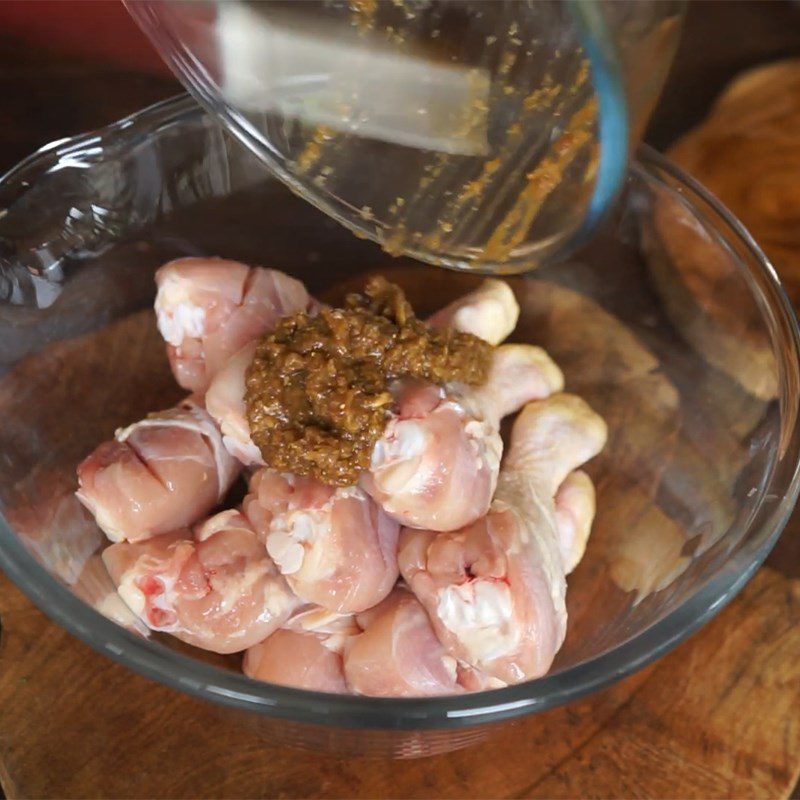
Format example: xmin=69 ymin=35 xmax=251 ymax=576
xmin=1 ymin=566 xmax=798 ymax=799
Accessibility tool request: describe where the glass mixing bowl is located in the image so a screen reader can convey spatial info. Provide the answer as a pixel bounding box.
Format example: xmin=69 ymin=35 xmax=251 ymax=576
xmin=0 ymin=95 xmax=798 ymax=758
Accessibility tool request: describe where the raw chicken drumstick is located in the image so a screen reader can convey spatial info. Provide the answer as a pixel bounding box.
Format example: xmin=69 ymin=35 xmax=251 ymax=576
xmin=76 ymin=397 xmax=240 ymax=543
xmin=244 ymin=606 xmax=358 ymax=693
xmin=363 ymin=343 xmax=564 ymax=531
xmin=361 ymin=377 xmax=501 ymax=534
xmin=361 ymin=286 xmax=529 ymax=533
xmin=246 ymin=592 xmax=466 ymax=697
xmin=103 ymin=509 xmax=299 ymax=653
xmin=427 ymin=278 xmax=519 ymax=345
xmin=243 ymin=469 xmax=400 ymax=614
xmin=155 ymin=257 xmax=312 ymax=392
xmin=206 ymin=342 xmax=563 ymax=532
xmin=343 ymin=587 xmax=463 ymax=697
xmin=554 ymin=470 xmax=597 ymax=575
xmin=204 ymin=276 xmax=523 ymax=468
xmin=204 ymin=340 xmax=262 ymax=466
xmin=398 ymin=394 xmax=607 ymax=686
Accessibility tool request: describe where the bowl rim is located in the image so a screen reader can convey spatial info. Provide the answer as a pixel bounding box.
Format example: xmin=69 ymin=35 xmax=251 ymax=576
xmin=1 ymin=95 xmax=799 ymax=731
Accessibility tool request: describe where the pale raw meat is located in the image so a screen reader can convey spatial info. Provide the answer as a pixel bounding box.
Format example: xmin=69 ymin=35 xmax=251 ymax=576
xmin=362 ymin=379 xmax=499 ymax=533
xmin=362 ymin=344 xmax=564 ymax=532
xmin=427 ymin=278 xmax=519 ymax=344
xmin=155 ymin=257 xmax=312 ymax=392
xmin=76 ymin=398 xmax=240 ymax=543
xmin=244 ymin=606 xmax=358 ymax=693
xmin=204 ymin=279 xmax=522 ymax=470
xmin=466 ymin=344 xmax=565 ymax=420
xmin=343 ymin=588 xmax=462 ymax=697
xmin=399 ymin=394 xmax=606 ymax=686
xmin=553 ymin=470 xmax=597 ymax=575
xmin=243 ymin=470 xmax=399 ymax=613
xmin=103 ymin=509 xmax=299 ymax=653
xmin=72 ymin=262 xmax=611 ymax=696
xmin=204 ymin=341 xmax=263 ymax=466
xmin=208 ymin=341 xmax=562 ymax=535
xmin=245 ymin=630 xmax=348 ymax=693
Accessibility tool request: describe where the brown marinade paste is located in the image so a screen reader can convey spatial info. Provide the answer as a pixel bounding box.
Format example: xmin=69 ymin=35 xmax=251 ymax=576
xmin=245 ymin=277 xmax=492 ymax=486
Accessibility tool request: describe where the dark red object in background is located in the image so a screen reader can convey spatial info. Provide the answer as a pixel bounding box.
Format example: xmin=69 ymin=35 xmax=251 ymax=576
xmin=0 ymin=0 xmax=168 ymax=74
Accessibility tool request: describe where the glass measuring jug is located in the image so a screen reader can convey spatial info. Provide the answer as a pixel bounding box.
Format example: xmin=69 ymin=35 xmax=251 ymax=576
xmin=128 ymin=0 xmax=684 ymax=273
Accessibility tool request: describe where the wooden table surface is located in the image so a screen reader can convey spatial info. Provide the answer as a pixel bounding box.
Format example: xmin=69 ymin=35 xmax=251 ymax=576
xmin=1 ymin=3 xmax=800 ymax=798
